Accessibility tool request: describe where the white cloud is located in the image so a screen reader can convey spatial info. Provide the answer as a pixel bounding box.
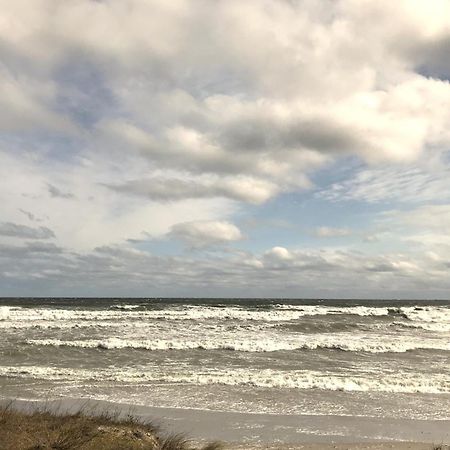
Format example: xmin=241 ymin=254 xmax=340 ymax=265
xmin=390 ymin=204 xmax=450 ymax=230
xmin=0 ymin=152 xmax=237 ymax=251
xmin=265 ymin=246 xmax=292 ymax=261
xmin=380 ymin=204 xmax=450 ymax=255
xmin=3 ymin=0 xmax=450 ymax=187
xmin=1 ymin=1 xmax=450 ymax=295
xmin=318 ymin=161 xmax=450 ymax=204
xmin=169 ymin=220 xmax=243 ymax=248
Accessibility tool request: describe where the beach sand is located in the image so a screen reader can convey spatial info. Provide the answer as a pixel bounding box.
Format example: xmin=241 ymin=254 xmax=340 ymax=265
xmin=2 ymin=398 xmax=449 ymax=449
xmin=230 ymin=444 xmax=443 ymax=450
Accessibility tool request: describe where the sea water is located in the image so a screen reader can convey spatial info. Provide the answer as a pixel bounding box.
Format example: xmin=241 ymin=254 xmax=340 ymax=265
xmin=0 ymin=298 xmax=449 ymax=422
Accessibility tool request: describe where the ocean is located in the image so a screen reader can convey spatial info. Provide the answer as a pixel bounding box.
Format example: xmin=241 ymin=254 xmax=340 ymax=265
xmin=0 ymin=298 xmax=449 ymax=428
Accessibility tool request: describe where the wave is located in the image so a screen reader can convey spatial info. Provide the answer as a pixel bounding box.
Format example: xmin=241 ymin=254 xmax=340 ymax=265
xmin=110 ymin=305 xmax=142 ymax=310
xmin=4 ymin=305 xmax=385 ymax=322
xmin=399 ymin=306 xmax=450 ymax=323
xmin=2 ymin=304 xmax=449 ymax=323
xmin=25 ymin=334 xmax=450 ymax=353
xmin=393 ymin=321 xmax=450 ymax=333
xmin=0 ymin=321 xmax=123 ymax=330
xmin=0 ymin=365 xmax=448 ymax=394
xmin=274 ymin=304 xmax=390 ymax=316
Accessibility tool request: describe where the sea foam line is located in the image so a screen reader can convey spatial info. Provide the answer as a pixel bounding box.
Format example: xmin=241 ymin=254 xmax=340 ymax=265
xmin=1 ymin=304 xmax=449 ymax=323
xmin=0 ymin=365 xmax=448 ymax=394
xmin=25 ymin=334 xmax=450 ymax=353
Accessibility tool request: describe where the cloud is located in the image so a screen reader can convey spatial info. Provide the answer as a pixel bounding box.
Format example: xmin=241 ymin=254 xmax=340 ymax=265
xmin=0 ymin=67 xmax=76 ymax=134
xmin=25 ymin=241 xmax=62 ymax=254
xmin=314 ymin=227 xmax=352 ymax=238
xmin=317 ymin=161 xmax=450 ymax=204
xmin=1 ymin=1 xmax=450 ymax=296
xmin=19 ymin=209 xmax=40 ymax=222
xmin=1 ymin=240 xmax=447 ymax=298
xmin=108 ymin=175 xmax=279 ymax=204
xmin=379 ymin=204 xmax=450 ymax=252
xmin=169 ymin=220 xmax=243 ymax=248
xmin=47 ymin=184 xmax=74 ymax=199
xmin=97 ymin=117 xmax=318 ymax=193
xmin=389 ymin=204 xmax=450 ymax=230
xmin=0 ymin=151 xmax=237 ymax=251
xmin=0 ymin=222 xmax=55 ymax=239
xmin=3 ymin=0 xmax=450 ymax=190
xmin=264 ymin=246 xmax=293 ymax=261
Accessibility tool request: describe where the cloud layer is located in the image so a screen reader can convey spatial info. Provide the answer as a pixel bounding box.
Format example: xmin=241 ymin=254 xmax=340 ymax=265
xmin=1 ymin=0 xmax=450 ymax=296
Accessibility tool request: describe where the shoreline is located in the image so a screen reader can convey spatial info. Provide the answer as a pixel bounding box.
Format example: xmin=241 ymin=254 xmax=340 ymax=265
xmin=2 ymin=397 xmax=449 ymax=447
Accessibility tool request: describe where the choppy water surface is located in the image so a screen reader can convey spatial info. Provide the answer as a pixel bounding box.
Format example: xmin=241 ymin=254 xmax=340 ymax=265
xmin=0 ymin=298 xmax=449 ymax=420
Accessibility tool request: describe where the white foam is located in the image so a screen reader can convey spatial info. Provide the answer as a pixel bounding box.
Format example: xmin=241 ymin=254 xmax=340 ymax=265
xmin=274 ymin=304 xmax=390 ymax=316
xmin=400 ymin=306 xmax=450 ymax=324
xmin=0 ymin=304 xmax=393 ymax=323
xmin=110 ymin=305 xmax=141 ymax=310
xmin=1 ymin=304 xmax=449 ymax=327
xmin=25 ymin=331 xmax=450 ymax=353
xmin=0 ymin=306 xmax=16 ymax=320
xmin=0 ymin=365 xmax=448 ymax=394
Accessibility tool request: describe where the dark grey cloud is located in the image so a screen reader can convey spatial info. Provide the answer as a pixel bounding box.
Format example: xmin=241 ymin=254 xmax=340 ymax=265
xmin=0 ymin=241 xmax=62 ymax=258
xmin=412 ymin=35 xmax=450 ymax=81
xmin=106 ymin=176 xmax=278 ymax=204
xmin=26 ymin=241 xmax=62 ymax=254
xmin=48 ymin=184 xmax=74 ymax=199
xmin=0 ymin=241 xmax=448 ymax=298
xmin=218 ymin=116 xmax=363 ymax=154
xmin=19 ymin=209 xmax=39 ymax=222
xmin=365 ymin=262 xmax=397 ymax=273
xmin=54 ymin=55 xmax=118 ymax=128
xmin=0 ymin=222 xmax=55 ymax=239
xmin=108 ymin=178 xmax=215 ymax=201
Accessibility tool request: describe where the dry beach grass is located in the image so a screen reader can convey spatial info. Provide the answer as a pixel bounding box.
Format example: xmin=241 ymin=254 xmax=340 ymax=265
xmin=0 ymin=404 xmax=223 ymax=450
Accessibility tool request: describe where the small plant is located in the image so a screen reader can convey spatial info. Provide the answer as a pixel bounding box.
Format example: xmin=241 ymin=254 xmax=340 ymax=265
xmin=159 ymin=433 xmax=191 ymax=450
xmin=0 ymin=403 xmax=223 ymax=450
xmin=201 ymin=442 xmax=224 ymax=450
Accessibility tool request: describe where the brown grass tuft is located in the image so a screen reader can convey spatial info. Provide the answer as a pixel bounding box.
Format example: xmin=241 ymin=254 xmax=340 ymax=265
xmin=0 ymin=404 xmax=222 ymax=450
xmin=159 ymin=433 xmax=192 ymax=450
xmin=200 ymin=441 xmax=225 ymax=450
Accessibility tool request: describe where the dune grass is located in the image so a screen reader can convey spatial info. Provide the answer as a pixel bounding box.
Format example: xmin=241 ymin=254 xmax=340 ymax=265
xmin=0 ymin=403 xmax=223 ymax=450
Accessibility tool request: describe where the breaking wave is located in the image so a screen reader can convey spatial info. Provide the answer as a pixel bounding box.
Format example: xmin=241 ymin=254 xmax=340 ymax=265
xmin=25 ymin=334 xmax=450 ymax=353
xmin=0 ymin=365 xmax=448 ymax=394
xmin=1 ymin=304 xmax=449 ymax=326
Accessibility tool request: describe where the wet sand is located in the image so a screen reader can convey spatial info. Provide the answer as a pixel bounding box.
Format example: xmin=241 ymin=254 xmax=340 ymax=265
xmin=2 ymin=397 xmax=449 ymax=448
xmin=230 ymin=444 xmax=444 ymax=450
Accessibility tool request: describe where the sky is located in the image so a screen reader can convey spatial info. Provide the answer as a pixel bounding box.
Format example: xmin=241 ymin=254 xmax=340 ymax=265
xmin=1 ymin=0 xmax=450 ymax=298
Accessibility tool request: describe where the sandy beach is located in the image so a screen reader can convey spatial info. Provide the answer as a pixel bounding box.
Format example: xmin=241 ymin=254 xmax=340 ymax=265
xmin=230 ymin=444 xmax=444 ymax=450
xmin=3 ymin=398 xmax=449 ymax=449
